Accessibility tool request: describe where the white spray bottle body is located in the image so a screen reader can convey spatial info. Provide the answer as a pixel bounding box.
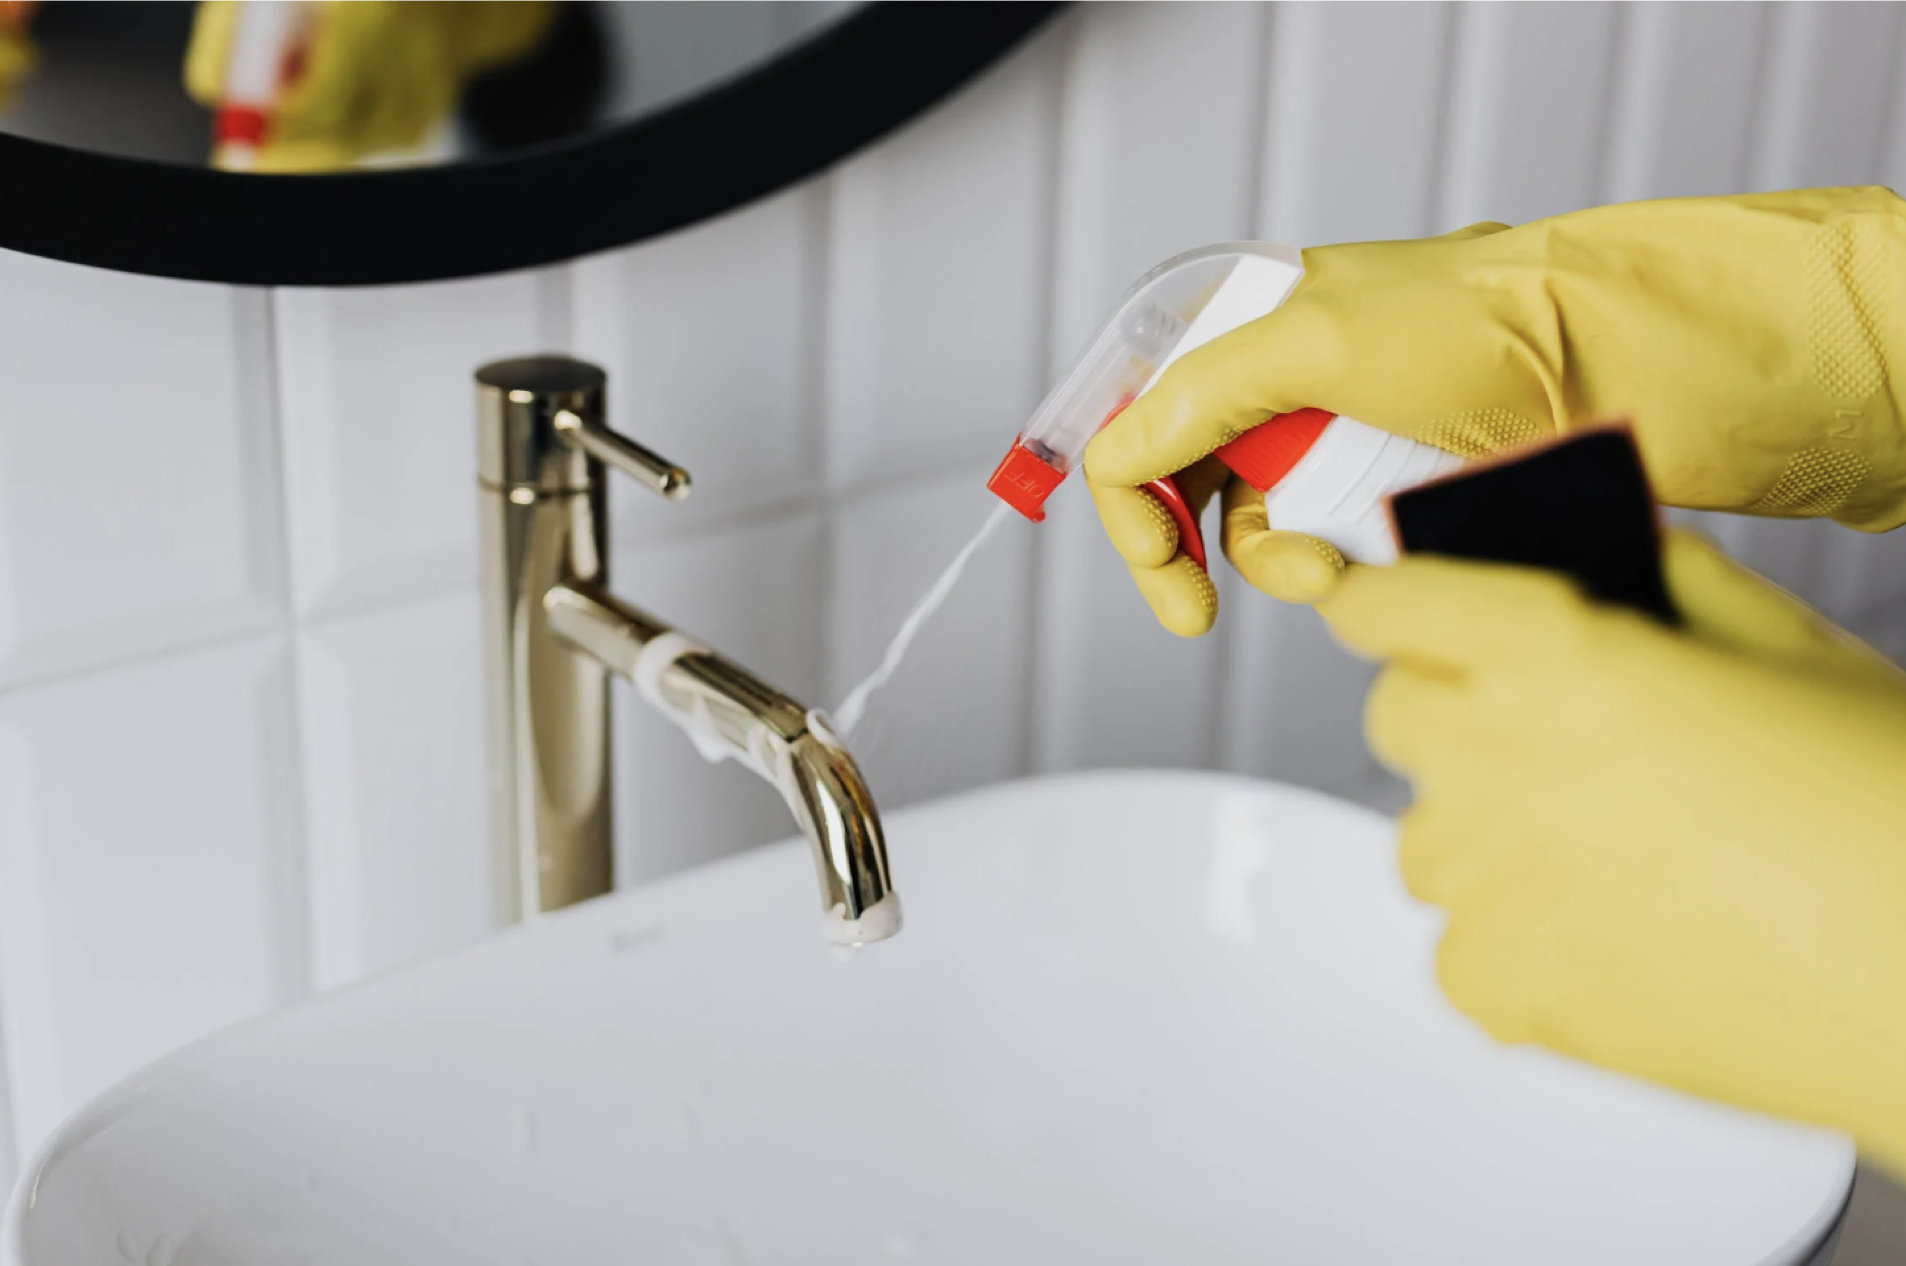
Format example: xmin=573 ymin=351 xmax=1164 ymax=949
xmin=1134 ymin=251 xmax=1463 ymax=565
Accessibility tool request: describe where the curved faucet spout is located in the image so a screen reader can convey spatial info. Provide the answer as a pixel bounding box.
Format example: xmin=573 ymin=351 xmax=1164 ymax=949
xmin=543 ymin=580 xmax=901 ymax=944
xmin=778 ymin=727 xmax=901 ymax=943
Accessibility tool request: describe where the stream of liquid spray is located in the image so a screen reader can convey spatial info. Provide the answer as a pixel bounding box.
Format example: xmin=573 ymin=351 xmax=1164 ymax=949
xmin=830 ymin=502 xmax=1014 ymax=737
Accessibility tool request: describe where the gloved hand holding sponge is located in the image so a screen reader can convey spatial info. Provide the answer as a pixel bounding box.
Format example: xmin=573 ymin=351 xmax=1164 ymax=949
xmin=184 ymin=1 xmax=556 ymax=172
xmin=1322 ymin=531 xmax=1906 ymax=1177
xmin=1085 ymin=187 xmax=1906 ymax=1179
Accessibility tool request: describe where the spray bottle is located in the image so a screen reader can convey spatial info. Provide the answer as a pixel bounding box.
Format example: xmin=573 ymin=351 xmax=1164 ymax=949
xmin=211 ymin=1 xmax=313 ymax=171
xmin=987 ymin=243 xmax=1462 ymax=567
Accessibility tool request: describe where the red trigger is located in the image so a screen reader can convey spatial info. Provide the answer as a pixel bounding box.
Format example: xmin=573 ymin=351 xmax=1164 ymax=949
xmin=1099 ymin=404 xmax=1341 ymax=576
xmin=1144 ymin=473 xmax=1208 ymax=571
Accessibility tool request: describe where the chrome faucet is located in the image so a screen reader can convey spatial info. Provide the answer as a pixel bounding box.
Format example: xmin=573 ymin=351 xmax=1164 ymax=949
xmin=474 ymin=357 xmax=900 ymax=944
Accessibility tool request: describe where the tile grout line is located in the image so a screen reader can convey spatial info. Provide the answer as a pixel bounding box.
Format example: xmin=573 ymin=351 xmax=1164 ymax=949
xmin=1586 ymin=0 xmax=1635 ymax=212
xmin=282 ymin=573 xmax=481 ymax=636
xmin=0 ymin=753 xmax=19 ymax=1186
xmin=1209 ymin=0 xmax=1277 ymax=773
xmin=535 ymin=259 xmax=578 ymax=355
xmin=802 ymin=175 xmax=838 ymax=714
xmin=1212 ymin=0 xmax=1282 ymax=776
xmin=0 ymin=710 xmax=56 ymax=1182
xmin=255 ymin=284 xmax=319 ymax=1007
xmin=812 ymin=167 xmax=845 ymax=709
xmin=0 ymin=621 xmax=294 ymax=702
xmin=1745 ymin=1 xmax=1802 ymax=193
xmin=1868 ymin=6 xmax=1906 ymax=188
xmin=1425 ymin=0 xmax=1470 ymax=237
xmin=0 ymin=472 xmax=852 ymax=697
xmin=1020 ymin=8 xmax=1079 ymax=780
xmin=1734 ymin=2 xmax=1778 ymax=194
xmin=0 ymin=1016 xmax=14 ymax=1194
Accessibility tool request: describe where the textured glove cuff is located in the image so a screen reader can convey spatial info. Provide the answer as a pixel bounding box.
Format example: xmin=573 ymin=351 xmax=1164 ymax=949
xmin=1795 ymin=189 xmax=1906 ymax=529
xmin=0 ymin=28 xmax=33 ymax=98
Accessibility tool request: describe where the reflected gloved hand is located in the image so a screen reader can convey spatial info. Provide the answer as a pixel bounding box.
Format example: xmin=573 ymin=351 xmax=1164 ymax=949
xmin=185 ymin=1 xmax=555 ymax=171
xmin=0 ymin=2 xmax=38 ymax=110
xmin=1085 ymin=188 xmax=1906 ymax=633
xmin=1319 ymin=529 xmax=1906 ymax=1179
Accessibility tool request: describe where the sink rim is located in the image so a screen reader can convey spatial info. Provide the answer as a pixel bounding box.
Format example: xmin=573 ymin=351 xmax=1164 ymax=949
xmin=1 ymin=769 xmax=1859 ymax=1265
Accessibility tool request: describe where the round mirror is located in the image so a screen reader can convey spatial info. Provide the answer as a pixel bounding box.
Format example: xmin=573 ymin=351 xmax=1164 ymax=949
xmin=0 ymin=1 xmax=1061 ymax=285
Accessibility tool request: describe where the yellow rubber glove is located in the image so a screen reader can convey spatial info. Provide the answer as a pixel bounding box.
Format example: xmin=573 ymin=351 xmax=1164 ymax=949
xmin=0 ymin=2 xmax=38 ymax=111
xmin=1084 ymin=188 xmax=1906 ymax=633
xmin=185 ymin=1 xmax=555 ymax=172
xmin=1318 ymin=530 xmax=1906 ymax=1179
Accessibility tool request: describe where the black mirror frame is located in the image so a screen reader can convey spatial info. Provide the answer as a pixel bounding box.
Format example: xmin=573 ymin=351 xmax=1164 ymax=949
xmin=0 ymin=2 xmax=1067 ymax=287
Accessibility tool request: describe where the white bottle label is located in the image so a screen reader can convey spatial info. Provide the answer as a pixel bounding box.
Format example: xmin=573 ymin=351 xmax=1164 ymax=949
xmin=1139 ymin=255 xmax=1464 ymax=564
xmin=1264 ymin=418 xmax=1464 ymax=565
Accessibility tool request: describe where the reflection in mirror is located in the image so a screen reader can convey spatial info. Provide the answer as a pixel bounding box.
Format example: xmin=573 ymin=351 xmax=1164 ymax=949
xmin=0 ymin=0 xmax=864 ymax=172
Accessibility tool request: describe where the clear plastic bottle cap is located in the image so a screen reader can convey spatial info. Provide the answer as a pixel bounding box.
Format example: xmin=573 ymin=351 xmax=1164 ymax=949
xmin=986 ymin=243 xmax=1305 ymax=522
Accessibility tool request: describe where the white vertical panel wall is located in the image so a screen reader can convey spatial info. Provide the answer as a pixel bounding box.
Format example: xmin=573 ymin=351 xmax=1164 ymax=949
xmin=5 ymin=0 xmax=1906 ymax=1185
xmin=1224 ymin=1 xmax=1451 ymax=803
xmin=1035 ymin=1 xmax=1265 ymax=776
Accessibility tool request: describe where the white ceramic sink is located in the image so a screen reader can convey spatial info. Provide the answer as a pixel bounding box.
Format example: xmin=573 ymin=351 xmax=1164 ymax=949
xmin=3 ymin=771 xmax=1854 ymax=1265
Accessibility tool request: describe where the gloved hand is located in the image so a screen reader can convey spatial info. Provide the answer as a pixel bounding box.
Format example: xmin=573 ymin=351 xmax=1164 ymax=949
xmin=184 ymin=1 xmax=554 ymax=172
xmin=1084 ymin=188 xmax=1906 ymax=633
xmin=0 ymin=2 xmax=38 ymax=111
xmin=1319 ymin=529 xmax=1906 ymax=1178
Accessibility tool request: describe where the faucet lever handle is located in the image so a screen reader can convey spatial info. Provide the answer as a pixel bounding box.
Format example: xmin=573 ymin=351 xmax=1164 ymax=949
xmin=553 ymin=409 xmax=692 ymax=501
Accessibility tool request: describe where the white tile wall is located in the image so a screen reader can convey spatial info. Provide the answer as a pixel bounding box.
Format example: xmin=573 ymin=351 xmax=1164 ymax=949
xmin=273 ymin=272 xmax=552 ymax=618
xmin=827 ymin=473 xmax=1034 ymax=807
xmin=1034 ymin=0 xmax=1265 ymax=774
xmin=1258 ymin=2 xmax=1454 ymax=248
xmin=0 ymin=255 xmax=284 ymax=689
xmin=1227 ymin=0 xmax=1460 ymax=799
xmin=1602 ymin=3 xmax=1771 ymax=203
xmin=1439 ymin=3 xmax=1621 ymax=228
xmin=6 ymin=0 xmax=1906 ymax=1184
xmin=823 ymin=22 xmax=1062 ymax=489
xmin=1754 ymin=2 xmax=1903 ymax=193
xmin=573 ymin=185 xmax=823 ymax=543
xmin=295 ymin=590 xmax=489 ymax=991
xmin=0 ymin=639 xmax=303 ymax=1150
